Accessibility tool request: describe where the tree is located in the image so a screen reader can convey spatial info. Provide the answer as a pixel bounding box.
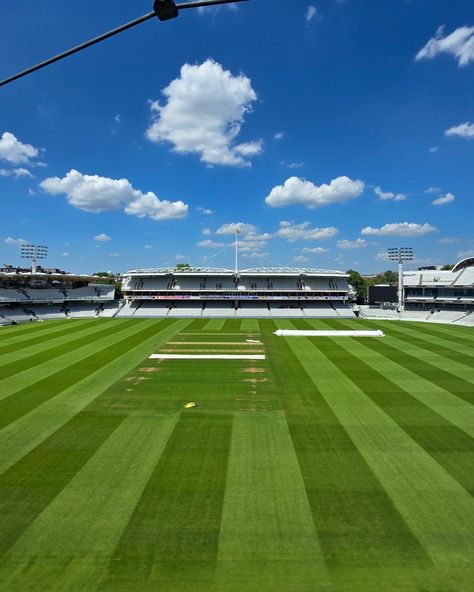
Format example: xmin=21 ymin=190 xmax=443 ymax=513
xmin=347 ymin=269 xmax=366 ymax=303
xmin=441 ymin=264 xmax=454 ymax=270
xmin=175 ymin=263 xmax=191 ymax=270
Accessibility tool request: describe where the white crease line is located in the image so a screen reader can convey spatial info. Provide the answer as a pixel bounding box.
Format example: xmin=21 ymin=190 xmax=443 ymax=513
xmin=149 ymin=354 xmax=266 ymax=360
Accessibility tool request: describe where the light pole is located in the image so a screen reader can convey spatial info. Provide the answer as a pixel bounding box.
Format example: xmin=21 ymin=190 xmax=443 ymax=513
xmin=20 ymin=244 xmax=48 ymax=274
xmin=388 ymin=247 xmax=413 ymax=312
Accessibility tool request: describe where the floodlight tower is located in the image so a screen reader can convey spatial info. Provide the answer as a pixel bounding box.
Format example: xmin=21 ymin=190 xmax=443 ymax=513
xmin=388 ymin=247 xmax=413 ymax=312
xmin=20 ymin=244 xmax=48 ymax=273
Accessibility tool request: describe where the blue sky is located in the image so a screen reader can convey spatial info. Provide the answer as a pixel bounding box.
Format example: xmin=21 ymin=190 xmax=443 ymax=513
xmin=0 ymin=0 xmax=473 ymax=274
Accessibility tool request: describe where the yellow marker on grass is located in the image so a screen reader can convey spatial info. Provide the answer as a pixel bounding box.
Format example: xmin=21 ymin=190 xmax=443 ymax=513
xmin=184 ymin=402 xmax=198 ymax=409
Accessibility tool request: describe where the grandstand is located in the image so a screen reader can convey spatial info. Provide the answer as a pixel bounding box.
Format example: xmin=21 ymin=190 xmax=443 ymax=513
xmin=360 ymin=256 xmax=474 ymax=326
xmin=0 ymin=270 xmax=116 ymax=324
xmin=121 ymin=266 xmax=354 ymax=318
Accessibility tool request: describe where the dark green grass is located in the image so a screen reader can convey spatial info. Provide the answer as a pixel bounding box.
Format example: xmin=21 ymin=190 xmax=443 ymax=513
xmin=101 ymin=414 xmax=232 ymax=591
xmin=260 ymin=321 xmax=430 ymax=570
xmin=0 ymin=411 xmax=124 ymax=558
xmin=0 ymin=318 xmax=473 ymax=592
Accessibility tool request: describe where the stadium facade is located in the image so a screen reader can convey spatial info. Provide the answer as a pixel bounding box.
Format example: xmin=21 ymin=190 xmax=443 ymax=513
xmin=0 ymin=270 xmax=116 ymax=324
xmin=403 ymin=257 xmax=474 ymax=311
xmin=119 ymin=266 xmax=354 ymax=318
xmin=1 ymin=258 xmax=473 ymax=325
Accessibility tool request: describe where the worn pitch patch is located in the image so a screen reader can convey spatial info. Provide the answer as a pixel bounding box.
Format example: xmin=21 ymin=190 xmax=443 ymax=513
xmin=274 ymin=329 xmax=385 ymax=337
xmin=149 ymin=354 xmax=266 ymax=360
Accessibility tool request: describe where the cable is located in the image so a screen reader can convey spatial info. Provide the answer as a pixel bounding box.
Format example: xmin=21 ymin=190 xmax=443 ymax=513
xmin=0 ymin=0 xmax=250 ymax=89
xmin=0 ymin=12 xmax=156 ymax=88
xmin=178 ymin=0 xmax=248 ymax=9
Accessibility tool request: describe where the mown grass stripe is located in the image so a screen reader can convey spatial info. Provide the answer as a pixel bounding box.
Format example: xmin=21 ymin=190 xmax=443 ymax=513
xmin=404 ymin=321 xmax=474 ymax=347
xmin=0 ymin=414 xmax=179 ymax=591
xmin=185 ymin=319 xmax=209 ymax=330
xmin=292 ymin=321 xmax=474 ymax=495
xmin=203 ymin=319 xmax=226 ymax=331
xmin=0 ymin=320 xmax=173 ymax=430
xmin=0 ymin=320 xmax=99 ymax=355
xmin=319 ymin=319 xmax=474 ymax=405
xmin=223 ymin=319 xmax=241 ymax=331
xmin=0 ymin=319 xmax=134 ymax=379
xmin=320 ymin=323 xmax=474 ymax=437
xmin=373 ymin=320 xmax=474 ymax=359
xmin=0 ymin=319 xmax=189 ymax=476
xmin=216 ymin=412 xmax=330 ymax=592
xmin=0 ymin=411 xmax=124 ymax=559
xmin=282 ymin=320 xmax=474 ymax=565
xmin=0 ymin=319 xmax=68 ymax=340
xmin=258 ymin=319 xmax=429 ymax=572
xmin=100 ymin=412 xmax=232 ymax=592
xmin=0 ymin=319 xmax=149 ymax=401
xmin=363 ymin=320 xmax=474 ymax=370
xmin=240 ymin=319 xmax=260 ymax=332
xmin=0 ymin=319 xmax=115 ymax=366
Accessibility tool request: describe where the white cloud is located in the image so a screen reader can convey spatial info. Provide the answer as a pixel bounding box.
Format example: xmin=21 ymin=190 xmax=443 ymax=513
xmin=425 ymin=186 xmax=442 ymax=194
xmin=301 ymin=246 xmax=329 ymax=254
xmin=294 ymin=255 xmax=309 ymax=263
xmin=197 ymin=239 xmax=226 ymax=248
xmin=40 ymin=169 xmax=188 ymax=221
xmin=238 ymin=239 xmax=269 ymax=253
xmin=197 ymin=4 xmax=238 ymax=14
xmin=429 ymin=146 xmax=439 ymax=153
xmin=211 ymin=222 xmax=272 ymax=255
xmin=0 ymin=132 xmax=39 ymax=165
xmin=287 ymin=162 xmax=305 ymax=169
xmin=274 ymin=132 xmax=284 ymax=140
xmin=146 ymin=59 xmax=261 ymax=166
xmin=0 ymin=167 xmax=34 ymax=179
xmin=175 ymin=254 xmax=187 ymax=261
xmin=305 ymin=5 xmax=317 ymax=22
xmin=216 ymin=222 xmax=258 ymax=235
xmin=234 ymin=141 xmax=263 ymax=157
xmin=375 ymin=251 xmax=390 ymax=262
xmin=94 ymin=233 xmax=111 ymax=242
xmin=457 ymin=250 xmax=474 ymax=260
xmin=63 ymin=252 xmax=70 ymax=257
xmin=4 ymin=236 xmax=27 ymax=245
xmin=374 ymin=186 xmax=407 ymax=202
xmin=337 ymin=238 xmax=368 ymax=250
xmin=438 ymin=237 xmax=460 ymax=245
xmin=265 ymin=176 xmax=364 ymax=208
xmin=276 ymin=221 xmax=339 ymax=242
xmin=445 ymin=122 xmax=474 ymax=139
xmin=110 ymin=253 xmax=121 ymax=257
xmin=362 ymin=222 xmax=437 ymax=237
xmin=144 ymin=244 xmax=153 ymax=249
xmin=242 ymin=252 xmax=269 ymax=259
xmin=197 ymin=207 xmax=214 ymax=215
xmin=125 ymin=193 xmax=188 ymax=221
xmin=432 ymin=192 xmax=455 ymax=206
xmin=416 ymin=25 xmax=474 ymax=67
xmin=202 ymin=227 xmax=211 ymax=236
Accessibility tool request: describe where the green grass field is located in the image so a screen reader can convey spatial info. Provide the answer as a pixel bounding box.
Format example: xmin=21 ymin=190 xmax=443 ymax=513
xmin=0 ymin=317 xmax=473 ymax=591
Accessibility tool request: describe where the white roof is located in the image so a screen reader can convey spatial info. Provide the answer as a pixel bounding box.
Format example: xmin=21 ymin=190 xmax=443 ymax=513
xmin=125 ymin=266 xmax=348 ymax=277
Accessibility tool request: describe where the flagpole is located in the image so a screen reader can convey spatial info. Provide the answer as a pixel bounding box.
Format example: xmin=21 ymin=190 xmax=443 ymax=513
xmin=235 ymin=230 xmax=239 ymax=274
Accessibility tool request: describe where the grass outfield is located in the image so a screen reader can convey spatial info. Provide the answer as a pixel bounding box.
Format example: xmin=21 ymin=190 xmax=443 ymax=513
xmin=0 ymin=317 xmax=473 ymax=591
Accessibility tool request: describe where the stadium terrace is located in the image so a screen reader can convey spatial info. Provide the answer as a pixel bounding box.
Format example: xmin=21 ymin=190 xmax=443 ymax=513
xmin=120 ymin=266 xmax=354 ymax=318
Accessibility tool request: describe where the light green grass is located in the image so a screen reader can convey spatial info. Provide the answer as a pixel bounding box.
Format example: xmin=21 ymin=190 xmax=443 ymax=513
xmin=0 ymin=318 xmax=473 ymax=591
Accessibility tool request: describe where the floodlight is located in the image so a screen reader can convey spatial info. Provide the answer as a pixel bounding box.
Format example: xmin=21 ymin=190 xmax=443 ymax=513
xmin=20 ymin=244 xmax=48 ymax=273
xmin=386 ymin=247 xmax=414 ymax=311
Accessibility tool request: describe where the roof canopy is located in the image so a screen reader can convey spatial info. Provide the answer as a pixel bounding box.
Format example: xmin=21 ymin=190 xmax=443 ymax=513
xmin=452 ymin=257 xmax=474 ymax=273
xmin=125 ymin=266 xmax=348 ymax=277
